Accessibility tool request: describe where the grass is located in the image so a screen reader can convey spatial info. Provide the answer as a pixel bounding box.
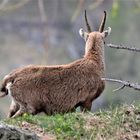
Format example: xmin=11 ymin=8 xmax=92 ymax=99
xmin=3 ymin=103 xmax=140 ymax=140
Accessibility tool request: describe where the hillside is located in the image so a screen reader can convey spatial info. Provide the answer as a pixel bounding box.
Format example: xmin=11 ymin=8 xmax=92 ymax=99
xmin=0 ymin=103 xmax=139 ymax=140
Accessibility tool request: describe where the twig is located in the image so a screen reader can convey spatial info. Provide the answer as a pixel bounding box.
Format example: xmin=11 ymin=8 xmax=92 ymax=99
xmin=38 ymin=0 xmax=48 ymax=54
xmin=89 ymin=0 xmax=104 ymax=10
xmin=0 ymin=0 xmax=9 ymax=9
xmin=113 ymin=85 xmax=125 ymax=92
xmin=102 ymin=78 xmax=140 ymax=91
xmin=71 ymin=0 xmax=84 ymax=22
xmin=0 ymin=0 xmax=30 ymax=11
xmin=106 ymin=44 xmax=140 ymax=52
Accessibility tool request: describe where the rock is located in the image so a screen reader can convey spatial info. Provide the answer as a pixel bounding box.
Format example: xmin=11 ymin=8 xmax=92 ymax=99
xmin=0 ymin=123 xmax=40 ymax=140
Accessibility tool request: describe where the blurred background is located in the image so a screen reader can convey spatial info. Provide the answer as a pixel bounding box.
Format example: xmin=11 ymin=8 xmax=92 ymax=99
xmin=0 ymin=0 xmax=140 ymax=119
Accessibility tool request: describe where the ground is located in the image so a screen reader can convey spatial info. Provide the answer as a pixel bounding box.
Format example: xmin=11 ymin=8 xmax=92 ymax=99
xmin=3 ymin=103 xmax=140 ymax=140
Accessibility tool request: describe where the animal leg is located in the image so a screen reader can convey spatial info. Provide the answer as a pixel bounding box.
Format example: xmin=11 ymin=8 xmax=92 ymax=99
xmin=27 ymin=105 xmax=38 ymax=115
xmin=7 ymin=100 xmax=19 ymax=118
xmin=11 ymin=105 xmax=26 ymax=118
xmin=70 ymin=107 xmax=76 ymax=112
xmin=80 ymin=99 xmax=92 ymax=112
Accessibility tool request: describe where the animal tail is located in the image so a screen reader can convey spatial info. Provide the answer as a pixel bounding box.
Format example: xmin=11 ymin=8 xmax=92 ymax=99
xmin=0 ymin=75 xmax=15 ymax=98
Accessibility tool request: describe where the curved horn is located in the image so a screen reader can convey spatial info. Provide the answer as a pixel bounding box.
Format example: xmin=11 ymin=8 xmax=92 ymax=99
xmin=99 ymin=11 xmax=107 ymax=33
xmin=85 ymin=10 xmax=92 ymax=33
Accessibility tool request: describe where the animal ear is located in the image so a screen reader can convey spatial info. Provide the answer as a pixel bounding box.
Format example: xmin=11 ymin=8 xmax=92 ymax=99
xmin=79 ymin=28 xmax=89 ymax=41
xmin=101 ymin=27 xmax=111 ymax=38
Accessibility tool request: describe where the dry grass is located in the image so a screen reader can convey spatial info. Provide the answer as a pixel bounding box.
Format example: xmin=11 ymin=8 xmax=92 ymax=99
xmin=3 ymin=103 xmax=140 ymax=140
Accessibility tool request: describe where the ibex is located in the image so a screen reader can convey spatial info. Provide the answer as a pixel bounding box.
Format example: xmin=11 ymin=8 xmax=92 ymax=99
xmin=0 ymin=11 xmax=111 ymax=118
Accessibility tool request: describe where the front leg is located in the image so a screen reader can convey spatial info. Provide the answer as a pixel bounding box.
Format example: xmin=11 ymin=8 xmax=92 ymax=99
xmin=7 ymin=100 xmax=19 ymax=118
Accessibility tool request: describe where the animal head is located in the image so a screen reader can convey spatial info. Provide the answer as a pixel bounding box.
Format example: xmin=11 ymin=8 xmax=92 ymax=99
xmin=79 ymin=11 xmax=111 ymax=54
xmin=79 ymin=10 xmax=111 ymax=41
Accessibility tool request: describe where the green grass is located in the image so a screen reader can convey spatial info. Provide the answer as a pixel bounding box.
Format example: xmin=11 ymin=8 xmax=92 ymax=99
xmin=3 ymin=104 xmax=140 ymax=140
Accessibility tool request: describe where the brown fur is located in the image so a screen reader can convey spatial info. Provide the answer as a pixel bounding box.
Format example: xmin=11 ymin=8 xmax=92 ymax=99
xmin=0 ymin=12 xmax=110 ymax=118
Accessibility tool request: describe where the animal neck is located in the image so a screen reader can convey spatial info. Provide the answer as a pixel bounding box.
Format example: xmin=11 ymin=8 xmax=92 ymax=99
xmin=84 ymin=38 xmax=105 ymax=77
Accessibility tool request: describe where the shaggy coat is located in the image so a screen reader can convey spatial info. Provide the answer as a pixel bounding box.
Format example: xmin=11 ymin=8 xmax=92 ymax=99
xmin=0 ymin=11 xmax=110 ymax=118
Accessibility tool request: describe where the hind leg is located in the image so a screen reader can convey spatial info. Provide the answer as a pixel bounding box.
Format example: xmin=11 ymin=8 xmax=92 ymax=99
xmin=70 ymin=108 xmax=76 ymax=112
xmin=80 ymin=88 xmax=103 ymax=112
xmin=11 ymin=105 xmax=27 ymax=118
xmin=80 ymin=99 xmax=92 ymax=112
xmin=7 ymin=100 xmax=19 ymax=118
xmin=27 ymin=105 xmax=38 ymax=115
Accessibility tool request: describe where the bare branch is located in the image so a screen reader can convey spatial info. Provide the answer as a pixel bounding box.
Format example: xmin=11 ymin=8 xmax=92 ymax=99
xmin=71 ymin=0 xmax=84 ymax=22
xmin=89 ymin=0 xmax=104 ymax=10
xmin=113 ymin=85 xmax=125 ymax=92
xmin=134 ymin=0 xmax=140 ymax=9
xmin=38 ymin=0 xmax=47 ymax=23
xmin=106 ymin=44 xmax=140 ymax=52
xmin=0 ymin=0 xmax=30 ymax=11
xmin=38 ymin=0 xmax=49 ymax=54
xmin=0 ymin=0 xmax=9 ymax=9
xmin=102 ymin=78 xmax=140 ymax=91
